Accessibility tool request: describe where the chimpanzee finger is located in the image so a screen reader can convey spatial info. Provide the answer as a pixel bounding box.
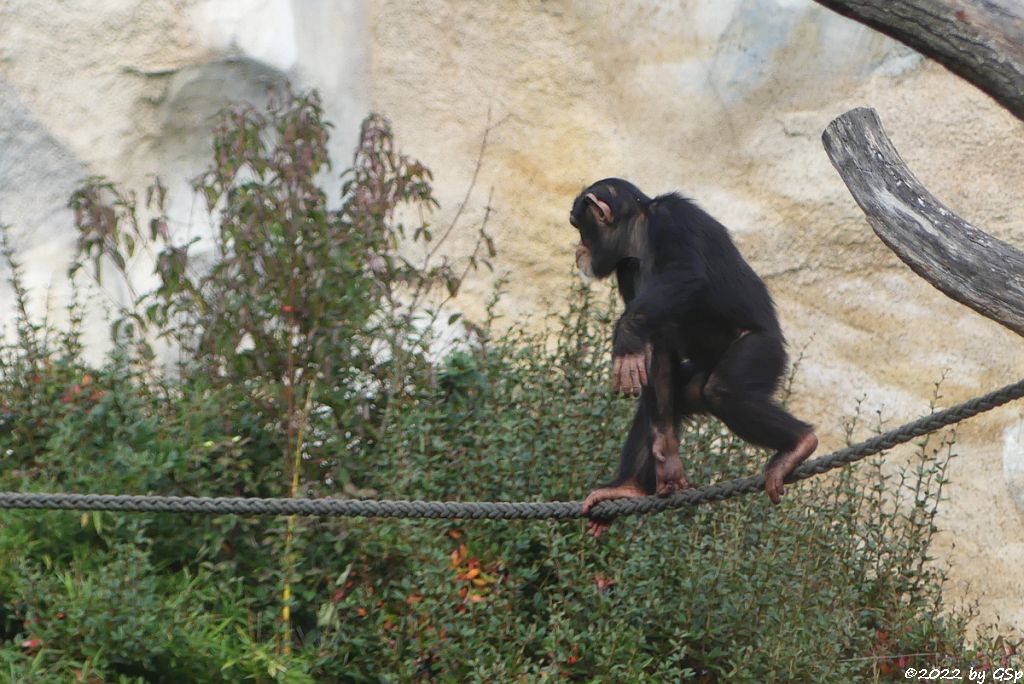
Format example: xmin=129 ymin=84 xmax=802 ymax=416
xmin=637 ymin=358 xmax=648 ymax=387
xmin=765 ymin=475 xmax=782 ymax=504
xmin=588 ymin=519 xmax=612 ymax=538
xmin=628 ymin=364 xmax=640 ymax=395
xmin=616 ymin=359 xmax=636 ymax=396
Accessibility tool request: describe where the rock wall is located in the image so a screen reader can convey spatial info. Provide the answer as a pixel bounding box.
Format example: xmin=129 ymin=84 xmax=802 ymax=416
xmin=1 ymin=0 xmax=1022 ymax=632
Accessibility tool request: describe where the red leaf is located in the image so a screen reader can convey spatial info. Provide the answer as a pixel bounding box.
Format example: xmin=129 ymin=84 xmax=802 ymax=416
xmin=594 ymin=573 xmax=616 ymax=593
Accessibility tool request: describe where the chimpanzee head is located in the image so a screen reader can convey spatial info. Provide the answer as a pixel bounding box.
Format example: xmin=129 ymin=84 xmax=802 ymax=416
xmin=569 ymin=178 xmax=650 ymax=279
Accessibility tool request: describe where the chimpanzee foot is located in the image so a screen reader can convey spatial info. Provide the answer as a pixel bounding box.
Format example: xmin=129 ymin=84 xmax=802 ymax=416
xmin=582 ymin=483 xmax=647 ymax=538
xmin=764 ymin=431 xmax=819 ymax=504
xmin=652 ymin=430 xmax=690 ymax=496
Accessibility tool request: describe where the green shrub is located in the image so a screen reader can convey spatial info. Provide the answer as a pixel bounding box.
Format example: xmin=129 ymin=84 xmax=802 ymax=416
xmin=0 ymin=89 xmax=1018 ymax=681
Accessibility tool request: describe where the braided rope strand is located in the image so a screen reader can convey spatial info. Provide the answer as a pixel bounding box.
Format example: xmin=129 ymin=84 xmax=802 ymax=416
xmin=1 ymin=378 xmax=1021 ymax=520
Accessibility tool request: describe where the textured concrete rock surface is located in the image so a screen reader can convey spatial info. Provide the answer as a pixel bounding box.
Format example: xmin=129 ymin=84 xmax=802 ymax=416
xmin=1 ymin=0 xmax=1022 ymax=632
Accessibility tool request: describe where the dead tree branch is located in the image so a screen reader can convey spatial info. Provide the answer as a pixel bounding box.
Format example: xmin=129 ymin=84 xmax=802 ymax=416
xmin=822 ymin=107 xmax=1024 ymax=336
xmin=811 ymin=0 xmax=1024 ymax=123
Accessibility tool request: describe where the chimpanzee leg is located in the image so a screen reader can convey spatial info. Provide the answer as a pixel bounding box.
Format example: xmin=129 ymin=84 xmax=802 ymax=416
xmin=615 ymin=346 xmax=705 ymax=496
xmin=702 ymin=332 xmax=817 ymax=503
xmin=581 ymin=400 xmax=652 ymax=537
xmin=648 ymin=348 xmax=696 ymax=496
xmin=582 ymin=347 xmax=703 ymax=537
xmin=610 ymin=396 xmax=658 ymax=492
xmin=673 ymin=359 xmax=709 ymax=423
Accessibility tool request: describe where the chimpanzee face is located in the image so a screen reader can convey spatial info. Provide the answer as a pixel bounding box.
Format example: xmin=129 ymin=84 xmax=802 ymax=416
xmin=570 ymin=196 xmax=607 ymax=278
xmin=570 ymin=180 xmax=641 ymax=279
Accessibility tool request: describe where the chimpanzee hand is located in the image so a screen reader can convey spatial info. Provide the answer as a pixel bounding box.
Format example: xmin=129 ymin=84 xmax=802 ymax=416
xmin=611 ymin=308 xmax=650 ymax=396
xmin=612 ymin=353 xmax=648 ymax=396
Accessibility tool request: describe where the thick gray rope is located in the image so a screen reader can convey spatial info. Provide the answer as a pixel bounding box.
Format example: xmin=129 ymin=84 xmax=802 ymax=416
xmin=1 ymin=378 xmax=1022 ymax=521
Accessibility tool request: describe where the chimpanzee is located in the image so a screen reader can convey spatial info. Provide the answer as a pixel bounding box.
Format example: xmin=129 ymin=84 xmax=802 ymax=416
xmin=570 ymin=178 xmax=818 ymax=537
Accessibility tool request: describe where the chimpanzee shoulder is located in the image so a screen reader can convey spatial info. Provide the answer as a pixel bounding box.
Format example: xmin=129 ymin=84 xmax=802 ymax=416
xmin=646 ymin=192 xmax=779 ymax=331
xmin=645 ymin=193 xmax=732 ymax=265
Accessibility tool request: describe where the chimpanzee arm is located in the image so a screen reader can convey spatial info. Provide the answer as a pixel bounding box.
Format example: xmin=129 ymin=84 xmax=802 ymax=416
xmin=615 ymin=258 xmax=641 ymax=304
xmin=612 ymin=270 xmax=706 ymax=357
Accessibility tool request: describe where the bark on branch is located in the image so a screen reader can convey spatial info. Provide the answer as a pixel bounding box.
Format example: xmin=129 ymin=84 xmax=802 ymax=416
xmin=822 ymin=107 xmax=1024 ymax=337
xmin=811 ymin=0 xmax=1024 ymax=122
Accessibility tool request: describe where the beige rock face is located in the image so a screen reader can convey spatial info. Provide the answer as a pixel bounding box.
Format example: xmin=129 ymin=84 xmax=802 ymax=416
xmin=1 ymin=0 xmax=1022 ymax=632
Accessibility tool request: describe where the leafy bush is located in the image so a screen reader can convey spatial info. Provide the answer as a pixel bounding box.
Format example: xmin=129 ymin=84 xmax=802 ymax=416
xmin=0 ymin=89 xmax=1018 ymax=681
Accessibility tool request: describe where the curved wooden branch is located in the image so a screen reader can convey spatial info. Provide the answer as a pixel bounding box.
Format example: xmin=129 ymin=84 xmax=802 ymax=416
xmin=822 ymin=107 xmax=1024 ymax=337
xmin=811 ymin=0 xmax=1024 ymax=123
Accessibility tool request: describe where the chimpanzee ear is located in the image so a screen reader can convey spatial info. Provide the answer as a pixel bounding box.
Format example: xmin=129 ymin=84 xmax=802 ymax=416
xmin=585 ymin=193 xmax=613 ymax=224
